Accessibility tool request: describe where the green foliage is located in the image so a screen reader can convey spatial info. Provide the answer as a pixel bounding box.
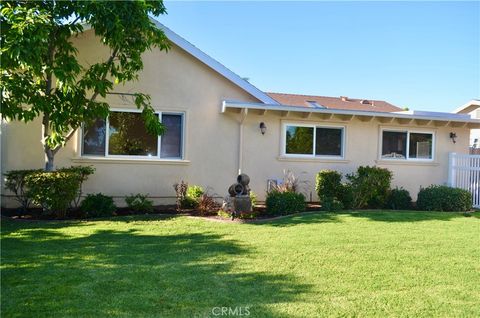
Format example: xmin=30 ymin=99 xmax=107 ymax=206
xmin=386 ymin=188 xmax=412 ymax=210
xmin=5 ymin=166 xmax=94 ymax=216
xmin=80 ymin=193 xmax=116 ymax=218
xmin=25 ymin=171 xmax=83 ymax=218
xmin=125 ymin=193 xmax=154 ymax=213
xmin=265 ymin=191 xmax=306 ymax=216
xmin=315 ymin=170 xmax=353 ymax=210
xmin=186 ymin=185 xmax=204 ymax=201
xmin=347 ymin=166 xmax=393 ymax=209
xmin=4 ymin=169 xmax=42 ymax=211
xmin=217 ymin=210 xmax=231 ymax=219
xmin=180 ymin=197 xmax=198 ymax=209
xmin=250 ymin=191 xmax=257 ymax=208
xmin=416 ymin=185 xmax=472 ymax=212
xmin=1 ymin=1 xmax=169 ymax=166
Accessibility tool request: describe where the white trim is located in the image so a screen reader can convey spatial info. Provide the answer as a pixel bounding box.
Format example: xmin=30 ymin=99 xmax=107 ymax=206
xmin=379 ymin=127 xmax=435 ymax=162
xmin=149 ymin=19 xmax=279 ymax=105
xmin=281 ymin=122 xmax=346 ymax=159
xmin=222 ymin=100 xmax=480 ymax=125
xmin=81 ymin=108 xmax=186 ymax=160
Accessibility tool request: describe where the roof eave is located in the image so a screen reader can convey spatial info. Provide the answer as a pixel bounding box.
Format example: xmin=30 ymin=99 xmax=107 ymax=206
xmin=222 ymin=100 xmax=480 ymax=126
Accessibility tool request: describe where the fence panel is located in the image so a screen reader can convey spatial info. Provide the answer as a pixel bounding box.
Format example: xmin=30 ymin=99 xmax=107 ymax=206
xmin=448 ymin=152 xmax=480 ymax=208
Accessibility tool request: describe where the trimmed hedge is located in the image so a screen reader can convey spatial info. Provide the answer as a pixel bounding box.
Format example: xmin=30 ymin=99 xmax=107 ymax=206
xmin=125 ymin=193 xmax=154 ymax=213
xmin=315 ymin=170 xmax=353 ymax=210
xmin=416 ymin=185 xmax=472 ymax=212
xmin=266 ymin=191 xmax=306 ymax=216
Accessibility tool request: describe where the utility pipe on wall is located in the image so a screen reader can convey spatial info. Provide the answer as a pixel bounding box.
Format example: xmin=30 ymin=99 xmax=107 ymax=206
xmin=238 ymin=108 xmax=248 ymax=175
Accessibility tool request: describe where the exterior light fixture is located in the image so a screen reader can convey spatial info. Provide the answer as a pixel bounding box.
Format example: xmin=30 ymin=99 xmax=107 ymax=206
xmin=259 ymin=122 xmax=267 ymax=135
xmin=450 ymin=132 xmax=457 ymax=144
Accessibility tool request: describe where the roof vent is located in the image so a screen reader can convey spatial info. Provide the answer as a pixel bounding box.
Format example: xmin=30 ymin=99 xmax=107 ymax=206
xmin=340 ymin=96 xmax=348 ymax=102
xmin=360 ymin=100 xmax=370 ymax=105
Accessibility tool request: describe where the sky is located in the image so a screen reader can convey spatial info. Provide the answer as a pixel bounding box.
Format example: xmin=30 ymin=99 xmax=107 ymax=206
xmin=159 ymin=1 xmax=480 ymax=112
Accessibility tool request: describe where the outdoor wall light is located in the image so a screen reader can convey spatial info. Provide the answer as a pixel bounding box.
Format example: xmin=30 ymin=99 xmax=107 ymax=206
xmin=259 ymin=122 xmax=267 ymax=135
xmin=450 ymin=132 xmax=457 ymax=144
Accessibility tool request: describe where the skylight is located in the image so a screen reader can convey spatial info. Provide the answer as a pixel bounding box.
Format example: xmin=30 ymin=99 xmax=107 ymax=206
xmin=307 ymin=101 xmax=325 ymax=108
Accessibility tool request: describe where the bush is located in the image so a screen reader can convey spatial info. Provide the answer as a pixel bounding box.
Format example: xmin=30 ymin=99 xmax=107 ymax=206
xmin=4 ymin=169 xmax=42 ymax=211
xmin=197 ymin=192 xmax=218 ymax=216
xmin=250 ymin=191 xmax=257 ymax=208
xmin=386 ymin=188 xmax=412 ymax=210
xmin=416 ymin=185 xmax=472 ymax=212
xmin=125 ymin=193 xmax=154 ymax=213
xmin=80 ymin=193 xmax=117 ymax=218
xmin=186 ymin=185 xmax=204 ymax=200
xmin=265 ymin=191 xmax=306 ymax=216
xmin=347 ymin=166 xmax=393 ymax=209
xmin=315 ymin=170 xmax=353 ymax=210
xmin=25 ymin=170 xmax=84 ymax=218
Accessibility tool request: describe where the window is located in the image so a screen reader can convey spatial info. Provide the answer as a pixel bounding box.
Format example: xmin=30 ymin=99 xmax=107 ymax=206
xmin=82 ymin=110 xmax=184 ymax=159
xmin=284 ymin=124 xmax=344 ymax=158
xmin=381 ymin=130 xmax=433 ymax=160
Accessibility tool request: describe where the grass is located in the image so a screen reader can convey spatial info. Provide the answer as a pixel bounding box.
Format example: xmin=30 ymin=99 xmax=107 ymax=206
xmin=1 ymin=211 xmax=479 ymax=317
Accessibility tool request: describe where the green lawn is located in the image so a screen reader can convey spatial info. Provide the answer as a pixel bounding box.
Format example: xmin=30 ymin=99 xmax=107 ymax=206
xmin=1 ymin=211 xmax=479 ymax=317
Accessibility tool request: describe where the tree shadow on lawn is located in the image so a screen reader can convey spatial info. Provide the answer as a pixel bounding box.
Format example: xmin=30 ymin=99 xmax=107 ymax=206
xmin=1 ymin=226 xmax=311 ymax=317
xmin=249 ymin=210 xmax=474 ymax=227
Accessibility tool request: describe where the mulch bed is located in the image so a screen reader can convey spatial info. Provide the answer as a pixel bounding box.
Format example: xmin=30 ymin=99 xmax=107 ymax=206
xmin=1 ymin=203 xmax=322 ymax=222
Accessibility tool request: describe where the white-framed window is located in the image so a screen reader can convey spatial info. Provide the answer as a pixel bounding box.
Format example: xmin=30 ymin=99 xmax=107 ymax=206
xmin=282 ymin=123 xmax=345 ymax=158
xmin=82 ymin=109 xmax=185 ymax=159
xmin=380 ymin=129 xmax=434 ymax=160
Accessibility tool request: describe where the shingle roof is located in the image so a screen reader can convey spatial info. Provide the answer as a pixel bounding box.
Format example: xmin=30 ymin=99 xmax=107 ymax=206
xmin=267 ymin=92 xmax=403 ymax=113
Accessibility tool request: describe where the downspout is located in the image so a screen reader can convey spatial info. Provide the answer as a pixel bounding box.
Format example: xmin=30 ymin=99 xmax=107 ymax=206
xmin=238 ymin=108 xmax=248 ymax=175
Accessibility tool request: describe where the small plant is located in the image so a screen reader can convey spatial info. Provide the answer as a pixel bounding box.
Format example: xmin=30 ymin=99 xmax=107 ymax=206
xmin=197 ymin=189 xmax=218 ymax=216
xmin=347 ymin=166 xmax=393 ymax=209
xmin=125 ymin=193 xmax=154 ymax=213
xmin=186 ymin=185 xmax=204 ymax=200
xmin=217 ymin=210 xmax=231 ymax=219
xmin=62 ymin=166 xmax=95 ymax=208
xmin=270 ymin=170 xmax=301 ymax=193
xmin=250 ymin=191 xmax=257 ymax=208
xmin=173 ymin=181 xmax=188 ymax=212
xmin=265 ymin=191 xmax=306 ymax=216
xmin=416 ymin=185 xmax=472 ymax=212
xmin=386 ymin=188 xmax=412 ymax=210
xmin=80 ymin=193 xmax=117 ymax=218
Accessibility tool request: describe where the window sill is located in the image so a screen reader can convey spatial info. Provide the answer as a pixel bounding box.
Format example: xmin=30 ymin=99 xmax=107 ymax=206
xmin=277 ymin=156 xmax=350 ymax=163
xmin=375 ymin=159 xmax=439 ymax=166
xmin=71 ymin=157 xmax=190 ymax=165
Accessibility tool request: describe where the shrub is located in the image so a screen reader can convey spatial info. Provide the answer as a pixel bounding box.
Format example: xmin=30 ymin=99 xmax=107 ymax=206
xmin=197 ymin=192 xmax=218 ymax=216
xmin=270 ymin=170 xmax=301 ymax=193
xmin=173 ymin=181 xmax=188 ymax=212
xmin=265 ymin=191 xmax=306 ymax=216
xmin=386 ymin=188 xmax=412 ymax=210
xmin=61 ymin=166 xmax=95 ymax=208
xmin=180 ymin=196 xmax=199 ymax=209
xmin=4 ymin=169 xmax=42 ymax=211
xmin=315 ymin=170 xmax=353 ymax=210
xmin=25 ymin=170 xmax=84 ymax=218
xmin=217 ymin=210 xmax=231 ymax=219
xmin=347 ymin=166 xmax=393 ymax=209
xmin=80 ymin=193 xmax=117 ymax=218
xmin=250 ymin=191 xmax=257 ymax=208
xmin=186 ymin=185 xmax=204 ymax=200
xmin=316 ymin=170 xmax=342 ymax=202
xmin=125 ymin=193 xmax=154 ymax=213
xmin=416 ymin=185 xmax=472 ymax=212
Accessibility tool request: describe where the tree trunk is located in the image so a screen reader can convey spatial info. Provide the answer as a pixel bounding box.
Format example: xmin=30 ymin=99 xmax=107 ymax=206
xmin=45 ymin=146 xmax=55 ymax=171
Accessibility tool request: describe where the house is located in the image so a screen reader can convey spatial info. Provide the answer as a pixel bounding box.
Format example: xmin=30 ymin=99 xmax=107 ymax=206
xmin=453 ymin=99 xmax=480 ymax=149
xmin=2 ymin=19 xmax=479 ymax=207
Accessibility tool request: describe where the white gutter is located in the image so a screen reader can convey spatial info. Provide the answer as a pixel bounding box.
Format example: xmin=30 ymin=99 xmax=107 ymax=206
xmin=222 ymin=100 xmax=480 ymax=124
xmin=238 ymin=109 xmax=248 ymax=175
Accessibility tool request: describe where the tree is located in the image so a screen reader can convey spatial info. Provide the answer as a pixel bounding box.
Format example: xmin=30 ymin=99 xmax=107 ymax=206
xmin=1 ymin=1 xmax=170 ymax=170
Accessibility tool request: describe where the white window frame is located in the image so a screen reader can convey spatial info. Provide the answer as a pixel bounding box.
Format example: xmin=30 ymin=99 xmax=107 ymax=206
xmin=380 ymin=128 xmax=435 ymax=161
xmin=281 ymin=122 xmax=346 ymax=159
xmin=81 ymin=108 xmax=185 ymax=160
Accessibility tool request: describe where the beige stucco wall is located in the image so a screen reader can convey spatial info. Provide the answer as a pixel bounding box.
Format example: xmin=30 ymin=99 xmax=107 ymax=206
xmin=1 ymin=30 xmax=471 ymax=207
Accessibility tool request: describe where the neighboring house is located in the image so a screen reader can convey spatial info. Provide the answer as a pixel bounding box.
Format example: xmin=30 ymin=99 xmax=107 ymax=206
xmin=453 ymin=99 xmax=480 ymax=150
xmin=2 ymin=20 xmax=479 ymax=207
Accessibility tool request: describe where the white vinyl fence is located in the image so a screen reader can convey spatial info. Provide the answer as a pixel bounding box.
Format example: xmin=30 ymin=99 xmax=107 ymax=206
xmin=448 ymin=152 xmax=480 ymax=208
